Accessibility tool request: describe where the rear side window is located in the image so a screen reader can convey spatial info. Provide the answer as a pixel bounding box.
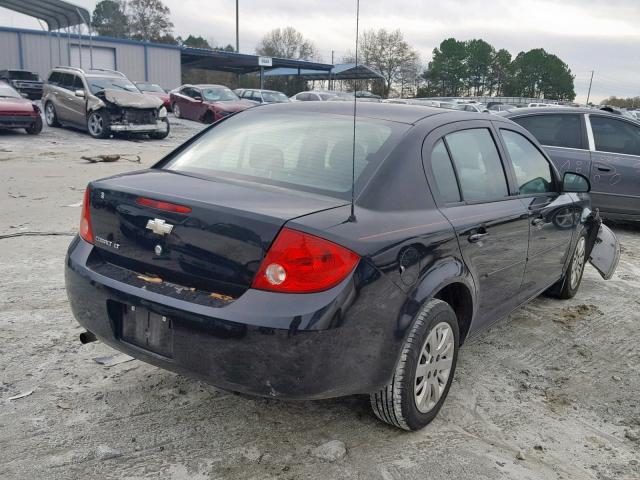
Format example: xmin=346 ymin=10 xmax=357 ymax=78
xmin=512 ymin=114 xmax=583 ymax=149
xmin=430 ymin=140 xmax=460 ymax=203
xmin=58 ymin=73 xmax=74 ymax=90
xmin=165 ymin=111 xmax=408 ymax=199
xmin=501 ymin=130 xmax=554 ymax=194
xmin=590 ymin=116 xmax=640 ymax=156
xmin=72 ymin=75 xmax=84 ymax=90
xmin=48 ymin=71 xmax=61 ymax=85
xmin=444 ymin=129 xmax=509 ymax=202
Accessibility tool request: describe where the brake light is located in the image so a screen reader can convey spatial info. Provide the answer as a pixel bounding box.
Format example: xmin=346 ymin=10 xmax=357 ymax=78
xmin=252 ymin=228 xmax=360 ymax=293
xmin=80 ymin=187 xmax=93 ymax=243
xmin=136 ymin=197 xmax=192 ymax=214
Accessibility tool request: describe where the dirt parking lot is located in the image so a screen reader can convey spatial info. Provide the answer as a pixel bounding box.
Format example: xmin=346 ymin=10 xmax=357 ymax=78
xmin=1 ymin=117 xmax=639 ymax=480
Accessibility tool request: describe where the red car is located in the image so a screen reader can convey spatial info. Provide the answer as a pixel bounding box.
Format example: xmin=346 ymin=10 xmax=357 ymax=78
xmin=170 ymin=84 xmax=254 ymax=123
xmin=135 ymin=82 xmax=172 ymax=111
xmin=0 ymin=81 xmax=42 ymax=134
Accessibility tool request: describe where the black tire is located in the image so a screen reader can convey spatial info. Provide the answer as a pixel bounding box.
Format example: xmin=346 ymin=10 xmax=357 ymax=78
xmin=553 ymin=229 xmax=588 ymax=299
xmin=370 ymin=299 xmax=459 ymax=431
xmin=202 ymin=111 xmax=214 ymax=124
xmin=44 ymin=102 xmax=60 ymax=127
xmin=150 ymin=118 xmax=170 ymax=140
xmin=25 ymin=116 xmax=43 ymax=135
xmin=172 ymin=103 xmax=181 ymax=119
xmin=87 ymin=110 xmax=110 ymax=139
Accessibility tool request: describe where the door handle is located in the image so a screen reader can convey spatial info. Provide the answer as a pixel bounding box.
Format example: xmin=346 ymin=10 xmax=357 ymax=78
xmin=468 ymin=228 xmax=489 ymax=243
xmin=532 ymin=217 xmax=545 ymax=227
xmin=597 ymin=166 xmax=612 ymax=172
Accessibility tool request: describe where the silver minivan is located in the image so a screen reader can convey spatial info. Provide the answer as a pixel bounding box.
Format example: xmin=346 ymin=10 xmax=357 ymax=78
xmin=42 ymin=67 xmax=169 ymax=139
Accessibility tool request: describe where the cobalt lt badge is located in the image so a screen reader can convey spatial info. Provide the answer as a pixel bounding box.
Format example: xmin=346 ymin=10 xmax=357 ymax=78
xmin=155 ymin=244 xmax=163 ymax=256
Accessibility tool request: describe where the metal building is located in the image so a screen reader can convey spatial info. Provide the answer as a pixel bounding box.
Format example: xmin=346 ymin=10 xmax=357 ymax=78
xmin=0 ymin=26 xmax=182 ymax=88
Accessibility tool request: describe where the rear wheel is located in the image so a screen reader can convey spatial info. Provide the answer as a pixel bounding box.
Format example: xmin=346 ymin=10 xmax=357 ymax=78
xmin=44 ymin=102 xmax=59 ymax=127
xmin=25 ymin=116 xmax=42 ymax=135
xmin=87 ymin=110 xmax=109 ymax=139
xmin=370 ymin=299 xmax=459 ymax=431
xmin=172 ymin=103 xmax=181 ymax=118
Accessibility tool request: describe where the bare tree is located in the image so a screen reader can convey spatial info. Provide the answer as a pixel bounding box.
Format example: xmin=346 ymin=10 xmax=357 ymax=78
xmin=345 ymin=29 xmax=420 ymax=98
xmin=255 ymin=27 xmax=319 ymax=60
xmin=128 ymin=0 xmax=174 ymax=43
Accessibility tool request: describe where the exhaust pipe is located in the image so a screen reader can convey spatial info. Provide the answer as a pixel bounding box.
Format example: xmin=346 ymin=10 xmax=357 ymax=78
xmin=79 ymin=331 xmax=98 ymax=344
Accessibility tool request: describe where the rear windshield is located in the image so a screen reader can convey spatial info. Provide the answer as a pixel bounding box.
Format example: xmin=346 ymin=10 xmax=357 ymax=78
xmin=137 ymin=83 xmax=164 ymax=93
xmin=262 ymin=91 xmax=289 ymax=103
xmin=164 ymin=111 xmax=408 ymax=199
xmin=9 ymin=71 xmax=39 ymax=81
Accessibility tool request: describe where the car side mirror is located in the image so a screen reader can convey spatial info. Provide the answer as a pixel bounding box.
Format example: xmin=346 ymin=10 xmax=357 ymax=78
xmin=194 ymin=96 xmax=202 ymax=102
xmin=75 ymin=89 xmax=85 ymax=98
xmin=562 ymin=172 xmax=590 ymax=193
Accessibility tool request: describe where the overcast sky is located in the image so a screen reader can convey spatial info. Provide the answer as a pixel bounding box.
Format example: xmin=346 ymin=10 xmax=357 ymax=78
xmin=1 ymin=0 xmax=639 ymax=102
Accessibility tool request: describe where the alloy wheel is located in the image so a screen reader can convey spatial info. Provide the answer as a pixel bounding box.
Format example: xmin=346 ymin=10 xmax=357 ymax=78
xmin=45 ymin=104 xmax=55 ymax=124
xmin=88 ymin=113 xmax=104 ymax=137
xmin=414 ymin=321 xmax=455 ymax=413
xmin=570 ymin=236 xmax=586 ymax=289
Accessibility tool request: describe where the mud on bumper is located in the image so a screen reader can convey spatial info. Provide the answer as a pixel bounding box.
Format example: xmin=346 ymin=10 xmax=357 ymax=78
xmin=65 ymin=237 xmax=407 ymax=399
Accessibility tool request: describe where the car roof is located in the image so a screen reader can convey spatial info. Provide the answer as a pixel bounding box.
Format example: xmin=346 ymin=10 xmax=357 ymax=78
xmin=499 ymin=106 xmax=639 ymax=121
xmin=253 ymin=101 xmax=477 ymax=125
xmin=192 ymin=84 xmax=229 ymax=89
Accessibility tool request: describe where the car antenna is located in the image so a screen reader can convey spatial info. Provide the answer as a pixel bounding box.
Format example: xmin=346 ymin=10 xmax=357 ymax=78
xmin=348 ymin=0 xmax=360 ymax=223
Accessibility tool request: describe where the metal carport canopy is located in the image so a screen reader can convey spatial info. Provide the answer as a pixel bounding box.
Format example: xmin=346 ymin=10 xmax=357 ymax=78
xmin=263 ymin=63 xmax=384 ymax=80
xmin=181 ymin=47 xmax=334 ymax=75
xmin=0 ymin=0 xmax=90 ymax=30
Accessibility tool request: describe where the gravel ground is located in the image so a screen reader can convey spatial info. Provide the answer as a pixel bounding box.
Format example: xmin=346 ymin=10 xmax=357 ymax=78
xmin=1 ymin=117 xmax=639 ymax=480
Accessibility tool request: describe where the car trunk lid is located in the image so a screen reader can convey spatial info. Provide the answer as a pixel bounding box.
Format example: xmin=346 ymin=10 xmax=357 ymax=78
xmin=88 ymin=169 xmax=346 ymax=298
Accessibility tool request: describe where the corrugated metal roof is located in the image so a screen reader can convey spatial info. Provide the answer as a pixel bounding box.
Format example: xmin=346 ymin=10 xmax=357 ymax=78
xmin=263 ymin=63 xmax=383 ymax=80
xmin=0 ymin=0 xmax=90 ymax=30
xmin=181 ymin=47 xmax=334 ymax=74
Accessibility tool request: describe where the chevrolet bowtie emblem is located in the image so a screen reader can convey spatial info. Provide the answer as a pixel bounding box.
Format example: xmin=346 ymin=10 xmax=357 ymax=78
xmin=146 ymin=218 xmax=173 ymax=236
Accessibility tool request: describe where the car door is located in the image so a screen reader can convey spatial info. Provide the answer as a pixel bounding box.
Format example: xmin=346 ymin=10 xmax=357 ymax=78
xmin=180 ymin=87 xmax=197 ymax=120
xmin=54 ymin=73 xmax=77 ymax=123
xmin=423 ymin=121 xmax=530 ymax=329
xmin=497 ymin=127 xmax=577 ymax=297
xmin=176 ymin=87 xmax=196 ymax=120
xmin=65 ymin=74 xmax=88 ymax=127
xmin=510 ymin=113 xmax=591 ymax=179
xmin=586 ymin=114 xmax=640 ymax=218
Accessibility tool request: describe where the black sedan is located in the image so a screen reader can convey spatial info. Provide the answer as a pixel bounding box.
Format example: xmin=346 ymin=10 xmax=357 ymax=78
xmin=65 ymin=102 xmax=619 ymax=430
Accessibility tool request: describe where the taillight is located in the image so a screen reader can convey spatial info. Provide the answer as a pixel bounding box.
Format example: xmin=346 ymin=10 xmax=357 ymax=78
xmin=136 ymin=197 xmax=192 ymax=214
xmin=252 ymin=228 xmax=360 ymax=293
xmin=80 ymin=187 xmax=93 ymax=243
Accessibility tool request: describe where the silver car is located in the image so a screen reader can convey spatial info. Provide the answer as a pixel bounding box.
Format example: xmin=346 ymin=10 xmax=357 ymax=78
xmin=42 ymin=67 xmax=169 ymax=139
xmin=502 ymin=107 xmax=640 ymax=221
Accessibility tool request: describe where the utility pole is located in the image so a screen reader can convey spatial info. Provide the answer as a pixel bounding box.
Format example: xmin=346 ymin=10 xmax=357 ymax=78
xmin=235 ymin=0 xmax=239 ymax=53
xmin=330 ymin=50 xmax=334 ymax=90
xmin=586 ymin=70 xmax=594 ymax=106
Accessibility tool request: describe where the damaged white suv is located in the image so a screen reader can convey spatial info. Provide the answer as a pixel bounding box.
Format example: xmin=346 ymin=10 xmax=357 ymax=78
xmin=43 ymin=67 xmax=169 ymax=139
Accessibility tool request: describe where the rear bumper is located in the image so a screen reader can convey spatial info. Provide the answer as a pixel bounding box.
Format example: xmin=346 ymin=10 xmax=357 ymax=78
xmin=110 ymin=121 xmax=167 ymax=133
xmin=65 ymin=237 xmax=408 ymax=399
